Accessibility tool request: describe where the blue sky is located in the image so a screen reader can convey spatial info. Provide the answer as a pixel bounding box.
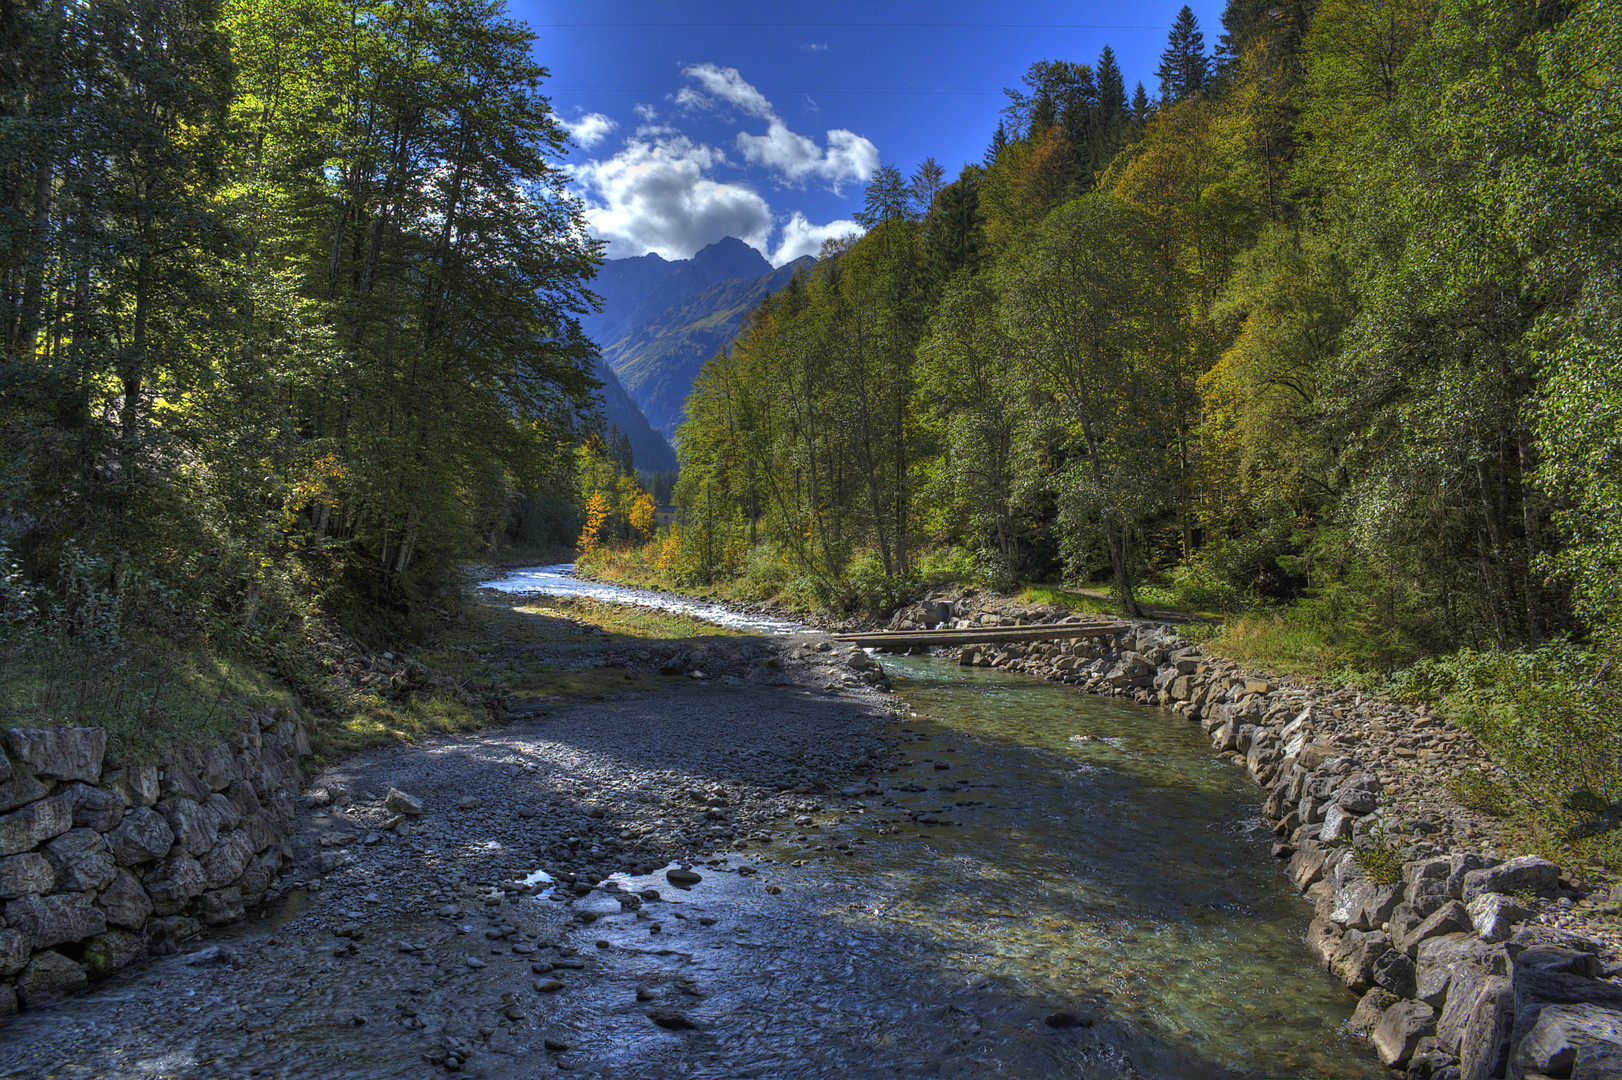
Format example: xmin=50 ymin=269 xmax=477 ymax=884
xmin=511 ymin=1 xmax=1228 ymax=265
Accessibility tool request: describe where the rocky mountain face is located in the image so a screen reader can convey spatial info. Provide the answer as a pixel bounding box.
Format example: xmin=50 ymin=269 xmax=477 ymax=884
xmin=591 ymin=357 xmax=677 ymax=474
xmin=582 ymin=238 xmax=815 ymax=443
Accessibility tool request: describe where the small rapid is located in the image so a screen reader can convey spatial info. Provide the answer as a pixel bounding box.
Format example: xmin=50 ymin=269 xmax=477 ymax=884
xmin=481 ymin=564 xmax=805 ymax=635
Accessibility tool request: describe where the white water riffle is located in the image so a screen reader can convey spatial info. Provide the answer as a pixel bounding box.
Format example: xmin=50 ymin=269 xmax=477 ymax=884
xmin=480 ymin=563 xmax=805 ymax=635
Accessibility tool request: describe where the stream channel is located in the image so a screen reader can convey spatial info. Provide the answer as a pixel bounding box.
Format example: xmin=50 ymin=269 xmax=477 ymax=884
xmin=478 ymin=567 xmax=1383 ymax=1078
xmin=6 ymin=567 xmax=1386 ymax=1079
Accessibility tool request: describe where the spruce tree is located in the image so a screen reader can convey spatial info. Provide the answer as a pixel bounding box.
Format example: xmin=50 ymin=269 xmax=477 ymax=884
xmin=1157 ymin=5 xmax=1210 ymax=104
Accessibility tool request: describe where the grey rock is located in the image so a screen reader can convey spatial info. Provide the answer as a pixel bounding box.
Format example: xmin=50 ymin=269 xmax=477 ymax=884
xmin=106 ymin=806 xmax=175 ymax=866
xmin=0 ymin=763 xmax=50 ymax=813
xmin=97 ymin=867 xmax=154 ymax=929
xmin=1574 ymin=1047 xmax=1622 ymax=1078
xmin=1441 ymin=974 xmax=1510 ymax=1055
xmin=666 ymin=866 xmax=702 ymax=887
xmin=5 ymin=891 xmax=106 ymax=949
xmin=1333 ymin=928 xmax=1392 ymax=992
xmin=0 ymin=851 xmax=54 ymax=899
xmin=4 ymin=727 xmax=106 ymax=783
xmin=199 ymin=742 xmax=236 ymax=791
xmin=0 ymin=788 xmax=74 ymax=856
xmin=82 ymin=929 xmax=146 ymax=978
xmin=197 ymin=886 xmax=244 ymax=926
xmin=1400 ymin=901 xmax=1475 ymax=956
xmin=159 ymin=761 xmax=210 ymax=804
xmin=69 ymin=783 xmax=125 ymax=832
xmin=1 ymin=926 xmax=31 ymax=975
xmin=1349 ymin=987 xmax=1402 ymax=1037
xmin=1373 ymin=1000 xmax=1438 ymax=1068
xmin=1417 ymin=933 xmax=1509 ymax=1009
xmin=1288 ymin=841 xmax=1330 ymax=889
xmin=159 ymin=796 xmax=219 ymax=856
xmin=143 ymin=855 xmax=207 ymax=915
xmin=224 ymin=779 xmax=262 ymax=818
xmin=1510 ymin=1003 xmax=1622 ymax=1080
xmin=1374 ymin=948 xmax=1418 ymax=998
xmin=1468 ymin=893 xmax=1533 ymax=944
xmin=15 ymin=949 xmax=87 ymax=1005
xmin=1320 ymin=803 xmax=1357 ymax=842
xmin=43 ymin=827 xmax=116 ymax=891
xmin=145 ymin=914 xmax=201 ymax=953
xmin=1462 ymin=855 xmax=1561 ymax=905
xmin=1405 ymin=857 xmax=1452 ymax=890
xmin=1446 ymin=853 xmax=1501 ymax=900
xmin=202 ymin=829 xmax=256 ymax=890
xmin=384 ymin=788 xmax=424 ymax=816
xmin=102 ymin=764 xmax=160 ymax=807
xmin=205 ymin=792 xmax=241 ymax=832
xmin=1513 ymin=950 xmax=1622 ymax=1016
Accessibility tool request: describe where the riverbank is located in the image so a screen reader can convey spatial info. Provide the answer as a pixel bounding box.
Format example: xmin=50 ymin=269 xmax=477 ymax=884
xmin=883 ymin=590 xmax=1622 ymax=1077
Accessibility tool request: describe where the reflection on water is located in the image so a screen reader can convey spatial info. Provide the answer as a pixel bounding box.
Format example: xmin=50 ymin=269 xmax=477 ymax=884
xmin=479 ymin=563 xmax=805 ymax=634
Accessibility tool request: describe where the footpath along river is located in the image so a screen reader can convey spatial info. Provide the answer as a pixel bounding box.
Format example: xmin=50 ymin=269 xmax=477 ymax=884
xmin=3 ymin=569 xmax=1385 ymax=1079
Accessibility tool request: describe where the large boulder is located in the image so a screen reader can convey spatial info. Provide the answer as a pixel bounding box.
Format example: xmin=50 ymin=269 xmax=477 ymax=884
xmin=3 ymin=727 xmax=105 ymax=783
xmin=82 ymin=929 xmax=146 ymax=978
xmin=1463 ymin=855 xmax=1562 ymax=904
xmin=15 ymin=949 xmax=87 ymax=1005
xmin=97 ymin=867 xmax=154 ymax=929
xmin=0 ymin=789 xmax=74 ymax=856
xmin=105 ymin=806 xmax=175 ymax=866
xmin=5 ymin=891 xmax=106 ymax=950
xmin=1510 ymin=1003 xmax=1622 ymax=1080
xmin=1373 ymin=1000 xmax=1438 ymax=1068
xmin=1398 ymin=901 xmax=1474 ymax=956
xmin=101 ymin=764 xmax=160 ymax=808
xmin=43 ymin=827 xmax=117 ymax=891
xmin=69 ymin=783 xmax=126 ymax=832
xmin=158 ymin=797 xmax=218 ymax=857
xmin=0 ymin=764 xmax=50 ymax=813
xmin=1469 ymin=893 xmax=1534 ymax=944
xmin=0 ymin=851 xmax=54 ymax=899
xmin=201 ymin=829 xmax=256 ymax=890
xmin=143 ymin=854 xmax=207 ymax=915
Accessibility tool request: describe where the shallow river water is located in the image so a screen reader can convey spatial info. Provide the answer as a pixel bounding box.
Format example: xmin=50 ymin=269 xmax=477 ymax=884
xmin=5 ymin=578 xmax=1385 ymax=1079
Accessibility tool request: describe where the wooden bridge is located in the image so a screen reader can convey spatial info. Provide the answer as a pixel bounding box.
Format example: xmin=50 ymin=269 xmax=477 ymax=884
xmin=833 ymin=622 xmax=1129 ymax=650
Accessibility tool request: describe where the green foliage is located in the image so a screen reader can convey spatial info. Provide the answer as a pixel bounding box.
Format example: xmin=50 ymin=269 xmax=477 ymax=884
xmin=1351 ymin=822 xmax=1404 ymax=886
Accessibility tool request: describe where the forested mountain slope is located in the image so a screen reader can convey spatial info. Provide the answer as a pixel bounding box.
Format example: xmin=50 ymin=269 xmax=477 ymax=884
xmin=582 ymin=239 xmax=815 ymax=442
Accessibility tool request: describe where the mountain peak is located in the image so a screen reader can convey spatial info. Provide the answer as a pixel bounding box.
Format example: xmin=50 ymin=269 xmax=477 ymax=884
xmin=689 ymin=236 xmax=771 ymax=285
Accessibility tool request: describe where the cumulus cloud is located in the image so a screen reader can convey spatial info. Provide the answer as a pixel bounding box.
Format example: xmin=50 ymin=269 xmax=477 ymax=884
xmin=738 ymin=123 xmax=877 ymax=192
xmin=673 ymin=64 xmax=877 ymax=192
xmin=569 ymin=134 xmax=772 ymax=260
xmin=633 ymin=103 xmax=659 ymax=123
xmin=677 ymin=62 xmax=776 ymax=120
xmin=770 ymin=212 xmax=864 ymax=266
xmin=561 ymin=112 xmax=617 ymax=150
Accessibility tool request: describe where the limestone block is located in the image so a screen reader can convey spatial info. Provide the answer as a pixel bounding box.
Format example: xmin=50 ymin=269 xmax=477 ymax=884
xmin=68 ymin=783 xmax=126 ymax=832
xmin=1440 ymin=973 xmax=1512 ymax=1055
xmin=1332 ymin=928 xmax=1392 ymax=992
xmin=199 ymin=741 xmax=236 ymax=791
xmin=101 ymin=764 xmax=160 ymax=807
xmin=3 ymin=726 xmax=105 ymax=783
xmin=1469 ymin=893 xmax=1534 ymax=944
xmin=1509 ymin=1003 xmax=1622 ymax=1080
xmin=202 ymin=829 xmax=256 ymax=890
xmin=0 ymin=763 xmax=49 ymax=813
xmin=1319 ymin=803 xmax=1356 ymax=843
xmin=0 ymin=788 xmax=74 ymax=856
xmin=97 ymin=867 xmax=154 ymax=929
xmin=143 ymin=854 xmax=207 ymax=915
xmin=15 ymin=949 xmax=87 ymax=1005
xmin=1447 ymin=853 xmax=1501 ymax=900
xmin=82 ymin=929 xmax=146 ymax=978
xmin=1348 ymin=987 xmax=1401 ymax=1037
xmin=1463 ymin=855 xmax=1561 ymax=904
xmin=0 ymin=851 xmax=54 ymax=899
xmin=106 ymin=806 xmax=175 ymax=866
xmin=1372 ymin=948 xmax=1417 ymax=998
xmin=198 ymin=885 xmax=244 ymax=926
xmin=144 ymin=914 xmax=201 ymax=954
xmin=5 ymin=891 xmax=106 ymax=950
xmin=158 ymin=797 xmax=218 ymax=857
xmin=385 ymin=788 xmax=424 ymax=816
xmin=206 ymin=791 xmax=242 ymax=832
xmin=1373 ymin=1000 xmax=1437 ymax=1068
xmin=0 ymin=927 xmax=30 ymax=975
xmin=224 ymin=779 xmax=262 ymax=818
xmin=159 ymin=760 xmax=210 ymax=804
xmin=43 ymin=827 xmax=116 ymax=891
xmin=1399 ymin=901 xmax=1474 ymax=956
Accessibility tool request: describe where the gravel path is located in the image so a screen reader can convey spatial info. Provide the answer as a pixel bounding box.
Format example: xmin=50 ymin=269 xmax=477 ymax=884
xmin=2 ymin=635 xmax=916 ymax=1079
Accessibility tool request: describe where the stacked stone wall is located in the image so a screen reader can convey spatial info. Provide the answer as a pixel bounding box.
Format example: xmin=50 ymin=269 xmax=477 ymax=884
xmin=0 ymin=711 xmax=310 ymax=1014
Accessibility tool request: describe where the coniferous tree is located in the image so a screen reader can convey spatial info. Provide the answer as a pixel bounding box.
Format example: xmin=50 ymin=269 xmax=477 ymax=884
xmin=1157 ymin=5 xmax=1211 ymax=104
xmin=984 ymin=121 xmax=1009 ymax=167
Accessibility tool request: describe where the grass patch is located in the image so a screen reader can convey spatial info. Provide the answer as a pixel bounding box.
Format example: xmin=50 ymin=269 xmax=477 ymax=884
xmin=1017 ymin=584 xmax=1119 ymax=617
xmin=1202 ymin=613 xmax=1380 ymax=685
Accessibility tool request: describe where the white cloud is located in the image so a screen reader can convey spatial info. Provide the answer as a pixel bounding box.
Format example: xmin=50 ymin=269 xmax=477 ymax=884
xmin=678 ymin=62 xmax=775 ymax=120
xmin=672 ymin=64 xmax=877 ymax=192
xmin=633 ymin=103 xmax=659 ymax=122
xmin=569 ymin=135 xmax=773 ymax=260
xmin=770 ymin=212 xmax=864 ymax=266
xmin=561 ymin=112 xmax=617 ymax=150
xmin=800 ymin=43 xmax=829 ymax=53
xmin=737 ymin=123 xmax=877 ymax=192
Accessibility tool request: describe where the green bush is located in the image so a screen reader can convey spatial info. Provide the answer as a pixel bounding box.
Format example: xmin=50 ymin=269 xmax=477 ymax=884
xmin=843 ymin=553 xmax=920 ymax=617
